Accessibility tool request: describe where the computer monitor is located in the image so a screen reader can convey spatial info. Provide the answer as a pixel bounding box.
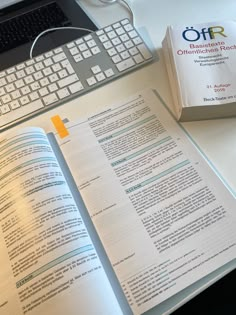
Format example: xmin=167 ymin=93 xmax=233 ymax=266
xmin=0 ymin=0 xmax=23 ymax=9
xmin=0 ymin=0 xmax=98 ymax=70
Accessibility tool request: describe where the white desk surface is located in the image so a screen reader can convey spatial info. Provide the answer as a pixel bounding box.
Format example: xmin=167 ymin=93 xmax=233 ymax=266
xmin=9 ymin=0 xmax=236 ymax=193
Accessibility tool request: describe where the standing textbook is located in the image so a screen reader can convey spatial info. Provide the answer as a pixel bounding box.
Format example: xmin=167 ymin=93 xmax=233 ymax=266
xmin=0 ymin=89 xmax=236 ymax=315
xmin=162 ymin=20 xmax=236 ymax=121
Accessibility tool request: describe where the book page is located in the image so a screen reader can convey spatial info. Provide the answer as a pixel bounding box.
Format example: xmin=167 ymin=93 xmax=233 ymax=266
xmin=0 ymin=128 xmax=123 ymax=315
xmin=58 ymin=88 xmax=236 ymax=315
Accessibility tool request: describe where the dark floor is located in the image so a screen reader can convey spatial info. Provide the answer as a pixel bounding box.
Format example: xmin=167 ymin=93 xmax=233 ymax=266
xmin=172 ymin=269 xmax=236 ymax=315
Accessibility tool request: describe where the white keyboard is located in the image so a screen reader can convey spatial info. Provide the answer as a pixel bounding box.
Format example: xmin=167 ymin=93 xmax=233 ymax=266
xmin=0 ymin=19 xmax=153 ymax=131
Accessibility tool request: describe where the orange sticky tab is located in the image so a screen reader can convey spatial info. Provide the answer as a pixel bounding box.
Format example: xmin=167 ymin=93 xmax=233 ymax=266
xmin=51 ymin=115 xmax=69 ymax=138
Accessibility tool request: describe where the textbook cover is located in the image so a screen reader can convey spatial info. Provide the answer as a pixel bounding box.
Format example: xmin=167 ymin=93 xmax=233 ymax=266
xmin=162 ymin=20 xmax=236 ymax=121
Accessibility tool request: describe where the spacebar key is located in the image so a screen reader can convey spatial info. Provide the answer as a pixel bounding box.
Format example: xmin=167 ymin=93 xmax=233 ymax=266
xmin=0 ymin=99 xmax=44 ymax=128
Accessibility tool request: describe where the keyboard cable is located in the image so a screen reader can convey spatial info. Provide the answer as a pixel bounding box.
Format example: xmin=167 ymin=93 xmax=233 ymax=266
xmin=29 ymin=26 xmax=94 ymax=59
xmin=29 ymin=0 xmax=135 ymax=59
xmin=98 ymin=0 xmax=134 ymax=25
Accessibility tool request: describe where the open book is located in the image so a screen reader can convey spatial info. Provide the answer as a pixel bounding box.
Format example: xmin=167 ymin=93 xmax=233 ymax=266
xmin=0 ymin=89 xmax=235 ymax=315
xmin=162 ymin=20 xmax=236 ymax=121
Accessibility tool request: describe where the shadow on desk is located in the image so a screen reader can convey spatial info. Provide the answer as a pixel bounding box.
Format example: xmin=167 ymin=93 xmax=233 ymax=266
xmin=172 ymin=269 xmax=236 ymax=315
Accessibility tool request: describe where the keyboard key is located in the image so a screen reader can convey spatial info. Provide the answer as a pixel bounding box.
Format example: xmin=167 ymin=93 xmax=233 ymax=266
xmin=58 ymin=74 xmax=79 ymax=88
xmin=10 ymin=100 xmax=20 ymax=110
xmin=104 ymin=26 xmax=112 ymax=32
xmin=26 ymin=66 xmax=35 ymax=75
xmin=67 ymin=42 xmax=75 ymax=49
xmin=121 ymin=19 xmax=129 ymax=25
xmin=124 ymin=24 xmax=133 ymax=31
xmin=11 ymin=90 xmax=21 ymax=99
xmin=29 ymin=91 xmax=40 ymax=101
xmin=39 ymin=87 xmax=49 ymax=97
xmin=5 ymin=84 xmax=15 ymax=93
xmin=91 ymin=65 xmax=101 ymax=74
xmin=0 ymin=104 xmax=10 ymax=114
xmin=87 ymin=77 xmax=97 ymax=86
xmin=21 ymin=86 xmax=31 ymax=95
xmin=129 ymin=30 xmax=138 ymax=39
xmin=112 ymin=38 xmax=121 ymax=45
xmin=75 ymin=38 xmax=84 ymax=45
xmin=44 ymin=58 xmax=54 ymax=67
xmin=2 ymin=95 xmax=11 ymax=104
xmin=43 ymin=67 xmax=53 ymax=76
xmin=35 ymin=55 xmax=44 ymax=62
xmin=107 ymin=31 xmax=116 ymax=39
xmin=116 ymin=58 xmax=135 ymax=72
xmin=26 ymin=59 xmax=34 ymax=66
xmin=113 ymin=22 xmax=121 ymax=28
xmin=61 ymin=59 xmax=70 ymax=67
xmin=7 ymin=74 xmax=16 ymax=83
xmin=53 ymin=52 xmax=66 ymax=63
xmin=16 ymin=70 xmax=26 ymax=79
xmin=24 ymin=75 xmax=34 ymax=84
xmin=116 ymin=44 xmax=126 ymax=53
xmin=96 ymin=29 xmax=104 ymax=36
xmin=84 ymin=34 xmax=93 ymax=41
xmin=0 ymin=71 xmax=6 ymax=78
xmin=30 ymin=82 xmax=41 ymax=91
xmin=78 ymin=43 xmax=88 ymax=52
xmin=103 ymin=41 xmax=113 ymax=49
xmin=107 ymin=48 xmax=117 ymax=56
xmin=57 ymin=88 xmax=70 ymax=99
xmin=35 ymin=62 xmax=44 ymax=71
xmin=48 ymin=83 xmax=59 ymax=93
xmin=82 ymin=50 xmax=92 ymax=58
xmin=58 ymin=69 xmax=68 ymax=79
xmin=87 ymin=39 xmax=97 ymax=48
xmin=116 ymin=27 xmax=125 ymax=35
xmin=133 ymin=37 xmax=143 ymax=45
xmin=0 ymin=88 xmax=5 ymax=96
xmin=91 ymin=47 xmax=101 ymax=55
xmin=52 ymin=63 xmax=62 ymax=72
xmin=129 ymin=47 xmax=139 ymax=56
xmin=112 ymin=55 xmax=122 ymax=63
xmin=96 ymin=73 xmax=106 ymax=82
xmin=137 ymin=43 xmax=153 ymax=59
xmin=64 ymin=64 xmax=74 ymax=75
xmin=43 ymin=93 xmax=59 ymax=105
xmin=16 ymin=64 xmax=25 ymax=70
xmin=15 ymin=79 xmax=25 ymax=89
xmin=7 ymin=67 xmax=16 ymax=74
xmin=49 ymin=73 xmax=59 ymax=83
xmin=125 ymin=40 xmax=134 ymax=49
xmin=120 ymin=34 xmax=129 ymax=42
xmin=20 ymin=96 xmax=30 ymax=105
xmin=134 ymin=54 xmax=144 ymax=64
xmin=34 ymin=71 xmax=44 ymax=80
xmin=54 ymin=48 xmax=63 ymax=54
xmin=74 ymin=54 xmax=83 ymax=63
xmin=69 ymin=82 xmax=84 ymax=93
xmin=45 ymin=51 xmax=54 ymax=58
xmin=40 ymin=78 xmax=50 ymax=87
xmin=121 ymin=51 xmax=130 ymax=60
xmin=104 ymin=68 xmax=115 ymax=78
xmin=99 ymin=34 xmax=108 ymax=42
xmin=70 ymin=47 xmax=79 ymax=55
